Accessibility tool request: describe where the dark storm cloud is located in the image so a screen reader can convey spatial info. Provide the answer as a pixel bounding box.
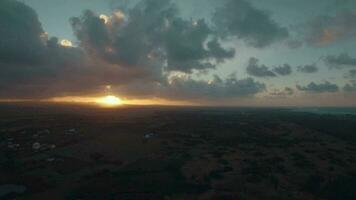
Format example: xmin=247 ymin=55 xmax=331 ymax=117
xmin=206 ymin=39 xmax=235 ymax=62
xmin=164 ymin=19 xmax=234 ymax=72
xmin=0 ymin=0 xmax=45 ymax=64
xmin=0 ymin=0 xmax=267 ymax=100
xmin=343 ymin=81 xmax=356 ymax=92
xmin=297 ymin=81 xmax=339 ymax=93
xmin=324 ymin=53 xmax=356 ymax=68
xmin=0 ymin=0 xmax=87 ymax=96
xmin=305 ymin=10 xmax=356 ymax=46
xmin=71 ymin=10 xmax=110 ymax=50
xmin=246 ymin=57 xmax=276 ymax=77
xmin=273 ymin=64 xmax=292 ymax=76
xmin=0 ymin=0 xmax=151 ymax=98
xmin=70 ymin=0 xmax=235 ymax=73
xmin=213 ymin=0 xmax=289 ymax=48
xmin=297 ymin=64 xmax=318 ymax=73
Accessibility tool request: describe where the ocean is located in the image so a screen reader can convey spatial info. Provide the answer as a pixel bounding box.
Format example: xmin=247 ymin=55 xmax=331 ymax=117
xmin=292 ymin=107 xmax=356 ymax=116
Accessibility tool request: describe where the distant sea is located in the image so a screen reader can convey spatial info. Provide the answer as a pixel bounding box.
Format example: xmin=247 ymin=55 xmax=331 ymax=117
xmin=292 ymin=107 xmax=356 ymax=116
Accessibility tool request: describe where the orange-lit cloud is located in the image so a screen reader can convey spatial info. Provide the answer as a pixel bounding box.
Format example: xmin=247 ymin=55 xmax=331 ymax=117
xmin=112 ymin=10 xmax=125 ymax=21
xmin=100 ymin=14 xmax=109 ymax=24
xmin=316 ymin=29 xmax=339 ymax=46
xmin=307 ymin=10 xmax=356 ymax=47
xmin=100 ymin=10 xmax=125 ymax=25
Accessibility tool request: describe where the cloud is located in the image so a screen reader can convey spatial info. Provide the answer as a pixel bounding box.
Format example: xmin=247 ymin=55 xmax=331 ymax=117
xmin=0 ymin=0 xmax=88 ymax=97
xmin=324 ymin=53 xmax=356 ymax=68
xmin=297 ymin=64 xmax=318 ymax=73
xmin=246 ymin=57 xmax=276 ymax=77
xmin=212 ymin=0 xmax=289 ymax=48
xmin=0 ymin=0 xmax=267 ymax=101
xmin=270 ymin=87 xmax=294 ymax=96
xmin=246 ymin=58 xmax=294 ymax=77
xmin=0 ymin=0 xmax=45 ymax=65
xmin=286 ymin=39 xmax=303 ymax=49
xmin=206 ymin=38 xmax=235 ymax=62
xmin=0 ymin=0 xmax=159 ymax=98
xmin=273 ymin=64 xmax=292 ymax=76
xmin=305 ymin=10 xmax=356 ymax=46
xmin=348 ymin=70 xmax=356 ymax=78
xmin=103 ymin=73 xmax=266 ymax=100
xmin=60 ymin=39 xmax=73 ymax=47
xmin=164 ymin=74 xmax=266 ymax=99
xmin=297 ymin=81 xmax=339 ymax=93
xmin=343 ymin=81 xmax=356 ymax=92
xmin=70 ymin=0 xmax=235 ymax=73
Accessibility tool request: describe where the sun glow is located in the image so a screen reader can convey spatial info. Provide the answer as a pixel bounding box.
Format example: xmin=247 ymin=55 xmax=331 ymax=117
xmin=47 ymin=96 xmax=193 ymax=107
xmin=96 ymin=95 xmax=123 ymax=106
xmin=60 ymin=39 xmax=73 ymax=47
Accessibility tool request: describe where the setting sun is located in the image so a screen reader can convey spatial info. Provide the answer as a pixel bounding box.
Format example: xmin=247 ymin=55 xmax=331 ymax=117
xmin=96 ymin=95 xmax=123 ymax=106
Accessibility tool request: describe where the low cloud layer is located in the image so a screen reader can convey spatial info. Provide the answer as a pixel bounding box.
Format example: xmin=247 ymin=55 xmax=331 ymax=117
xmin=164 ymin=74 xmax=266 ymax=99
xmin=297 ymin=64 xmax=318 ymax=73
xmin=297 ymin=82 xmax=339 ymax=93
xmin=344 ymin=81 xmax=356 ymax=92
xmin=246 ymin=58 xmax=294 ymax=77
xmin=273 ymin=64 xmax=292 ymax=76
xmin=246 ymin=58 xmax=276 ymax=77
xmin=324 ymin=53 xmax=356 ymax=68
xmin=270 ymin=87 xmax=294 ymax=96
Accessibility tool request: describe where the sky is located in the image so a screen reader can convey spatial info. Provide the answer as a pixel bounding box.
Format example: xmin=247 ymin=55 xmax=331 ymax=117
xmin=1 ymin=0 xmax=356 ymax=106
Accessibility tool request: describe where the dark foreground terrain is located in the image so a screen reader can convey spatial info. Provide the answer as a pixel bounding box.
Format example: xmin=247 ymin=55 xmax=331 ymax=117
xmin=1 ymin=103 xmax=356 ymax=200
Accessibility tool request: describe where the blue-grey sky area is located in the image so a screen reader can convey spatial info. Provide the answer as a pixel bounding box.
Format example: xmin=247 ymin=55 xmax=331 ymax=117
xmin=1 ymin=0 xmax=356 ymax=106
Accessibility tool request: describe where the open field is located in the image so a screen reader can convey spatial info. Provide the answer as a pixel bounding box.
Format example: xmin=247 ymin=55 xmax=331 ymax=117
xmin=1 ymin=103 xmax=356 ymax=199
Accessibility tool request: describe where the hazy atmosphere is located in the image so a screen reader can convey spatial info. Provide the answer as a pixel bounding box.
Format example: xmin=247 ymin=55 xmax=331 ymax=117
xmin=2 ymin=1 xmax=356 ymax=199
xmin=1 ymin=0 xmax=356 ymax=106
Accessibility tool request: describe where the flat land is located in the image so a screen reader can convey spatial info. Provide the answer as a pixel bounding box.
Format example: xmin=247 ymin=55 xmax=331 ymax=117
xmin=1 ymin=103 xmax=356 ymax=199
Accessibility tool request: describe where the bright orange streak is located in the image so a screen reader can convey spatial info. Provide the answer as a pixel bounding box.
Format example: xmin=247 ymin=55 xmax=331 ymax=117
xmin=96 ymin=95 xmax=123 ymax=106
xmin=0 ymin=96 xmax=195 ymax=107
